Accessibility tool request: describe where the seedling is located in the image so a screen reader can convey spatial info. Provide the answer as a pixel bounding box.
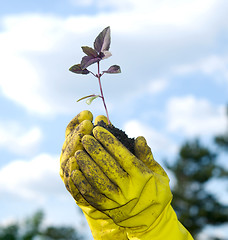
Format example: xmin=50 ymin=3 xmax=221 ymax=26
xmin=69 ymin=26 xmax=121 ymax=124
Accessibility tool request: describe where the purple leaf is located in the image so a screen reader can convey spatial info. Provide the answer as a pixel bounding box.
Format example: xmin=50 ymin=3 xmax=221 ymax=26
xmin=103 ymin=65 xmax=121 ymax=74
xmin=101 ymin=51 xmax=112 ymax=59
xmin=81 ymin=56 xmax=101 ymax=69
xmin=94 ymin=26 xmax=111 ymax=54
xmin=69 ymin=64 xmax=90 ymax=74
xmin=81 ymin=46 xmax=98 ymax=57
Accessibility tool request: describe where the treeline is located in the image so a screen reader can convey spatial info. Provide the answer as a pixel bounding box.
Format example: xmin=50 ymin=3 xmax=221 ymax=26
xmin=167 ymin=108 xmax=228 ymax=240
xmin=0 ymin=210 xmax=84 ymax=240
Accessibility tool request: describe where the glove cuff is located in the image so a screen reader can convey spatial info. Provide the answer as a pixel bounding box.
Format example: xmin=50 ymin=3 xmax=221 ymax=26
xmin=126 ymin=203 xmax=194 ymax=240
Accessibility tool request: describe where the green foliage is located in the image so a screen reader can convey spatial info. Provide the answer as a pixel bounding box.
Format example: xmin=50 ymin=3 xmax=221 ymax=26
xmin=215 ymin=135 xmax=228 ymax=152
xmin=166 ymin=139 xmax=228 ymax=239
xmin=0 ymin=210 xmax=83 ymax=240
xmin=214 ymin=104 xmax=228 ymax=152
xmin=22 ymin=210 xmax=44 ymax=240
xmin=0 ymin=224 xmax=18 ymax=240
xmin=43 ymin=226 xmax=82 ymax=240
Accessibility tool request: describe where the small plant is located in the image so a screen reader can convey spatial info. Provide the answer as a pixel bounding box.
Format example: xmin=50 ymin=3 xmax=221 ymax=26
xmin=69 ymin=26 xmax=121 ymax=124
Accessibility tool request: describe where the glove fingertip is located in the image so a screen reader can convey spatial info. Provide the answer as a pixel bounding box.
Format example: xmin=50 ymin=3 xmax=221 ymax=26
xmin=65 ymin=110 xmax=93 ymax=137
xmin=135 ymin=136 xmax=147 ymax=145
xmin=94 ymin=115 xmax=109 ymax=126
xmin=134 ymin=136 xmax=148 ymax=155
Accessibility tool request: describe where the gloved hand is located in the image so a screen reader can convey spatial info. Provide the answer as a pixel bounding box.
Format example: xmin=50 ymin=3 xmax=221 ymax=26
xmin=60 ymin=110 xmax=128 ymax=239
xmin=60 ymin=111 xmax=166 ymax=239
xmin=70 ymin=124 xmax=194 ymax=240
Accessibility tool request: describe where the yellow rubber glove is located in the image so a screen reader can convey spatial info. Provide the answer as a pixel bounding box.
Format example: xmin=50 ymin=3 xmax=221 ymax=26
xmin=71 ymin=125 xmax=194 ymax=240
xmin=60 ymin=111 xmax=128 ymax=240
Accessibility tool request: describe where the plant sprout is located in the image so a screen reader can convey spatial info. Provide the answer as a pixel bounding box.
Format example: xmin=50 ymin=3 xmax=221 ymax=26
xmin=69 ymin=26 xmax=121 ymax=124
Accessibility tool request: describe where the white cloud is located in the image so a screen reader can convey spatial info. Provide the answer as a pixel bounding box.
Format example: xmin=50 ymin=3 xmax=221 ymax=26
xmin=130 ymin=0 xmax=217 ymax=27
xmin=147 ymin=78 xmax=169 ymax=94
xmin=0 ymin=14 xmax=67 ymax=115
xmin=0 ymin=54 xmax=53 ymax=115
xmin=174 ymin=55 xmax=228 ymax=84
xmin=123 ymin=120 xmax=178 ymax=155
xmin=166 ymin=96 xmax=226 ymax=137
xmin=0 ymin=0 xmax=227 ymax=116
xmin=0 ymin=121 xmax=42 ymax=155
xmin=71 ymin=0 xmax=218 ymax=24
xmin=0 ymin=154 xmax=62 ymax=202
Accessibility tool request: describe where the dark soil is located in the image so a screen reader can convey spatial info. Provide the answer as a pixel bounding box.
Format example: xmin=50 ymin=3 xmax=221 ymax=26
xmin=96 ymin=121 xmax=135 ymax=154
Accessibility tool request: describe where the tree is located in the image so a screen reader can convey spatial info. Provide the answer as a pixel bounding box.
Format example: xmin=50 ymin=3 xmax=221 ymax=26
xmin=214 ymin=104 xmax=228 ymax=152
xmin=0 ymin=210 xmax=84 ymax=240
xmin=215 ymin=135 xmax=228 ymax=151
xmin=0 ymin=223 xmax=18 ymax=240
xmin=43 ymin=226 xmax=82 ymax=240
xmin=166 ymin=139 xmax=228 ymax=239
xmin=22 ymin=210 xmax=43 ymax=240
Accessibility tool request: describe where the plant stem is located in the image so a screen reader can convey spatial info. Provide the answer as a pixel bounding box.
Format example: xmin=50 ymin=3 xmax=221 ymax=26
xmin=97 ymin=61 xmax=110 ymax=124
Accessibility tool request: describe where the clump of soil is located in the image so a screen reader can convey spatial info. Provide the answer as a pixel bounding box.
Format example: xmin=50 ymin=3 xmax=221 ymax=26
xmin=96 ymin=121 xmax=135 ymax=154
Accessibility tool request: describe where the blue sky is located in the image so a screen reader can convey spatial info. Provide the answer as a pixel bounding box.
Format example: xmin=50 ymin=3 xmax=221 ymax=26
xmin=0 ymin=0 xmax=228 ymax=239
